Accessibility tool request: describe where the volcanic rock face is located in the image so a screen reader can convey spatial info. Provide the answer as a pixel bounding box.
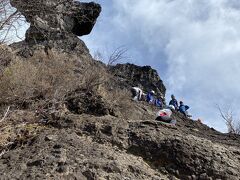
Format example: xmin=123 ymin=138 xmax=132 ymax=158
xmin=10 ymin=0 xmax=101 ymax=42
xmin=1 ymin=1 xmax=240 ymax=180
xmin=9 ymin=0 xmax=101 ymax=66
xmin=0 ymin=112 xmax=240 ymax=180
xmin=111 ymin=63 xmax=166 ymax=99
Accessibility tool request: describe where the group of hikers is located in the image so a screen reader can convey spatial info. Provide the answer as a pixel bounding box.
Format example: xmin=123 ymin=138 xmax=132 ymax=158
xmin=131 ymin=86 xmax=191 ymax=125
xmin=169 ymin=94 xmax=191 ymax=118
xmin=131 ymin=87 xmax=163 ymax=108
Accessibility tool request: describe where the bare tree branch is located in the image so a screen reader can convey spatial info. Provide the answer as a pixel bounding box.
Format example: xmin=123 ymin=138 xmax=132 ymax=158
xmin=0 ymin=0 xmax=24 ymax=43
xmin=217 ymin=104 xmax=240 ymax=134
xmin=108 ymin=46 xmax=129 ymax=66
xmin=0 ymin=106 xmax=10 ymax=122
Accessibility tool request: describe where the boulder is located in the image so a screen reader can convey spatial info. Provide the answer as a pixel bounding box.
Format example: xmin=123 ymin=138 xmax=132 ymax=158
xmin=10 ymin=0 xmax=101 ymax=42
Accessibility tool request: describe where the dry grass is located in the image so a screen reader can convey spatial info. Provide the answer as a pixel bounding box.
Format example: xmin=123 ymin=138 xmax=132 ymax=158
xmin=0 ymin=49 xmax=108 ymax=106
xmin=98 ymin=87 xmax=133 ymax=119
xmin=0 ymin=51 xmax=76 ymax=102
xmin=0 ymin=109 xmax=47 ymax=149
xmin=0 ymin=48 xmax=110 ymax=147
xmin=0 ymin=47 xmax=120 ymax=148
xmin=0 ymin=44 xmax=14 ymax=71
xmin=80 ymin=64 xmax=109 ymax=93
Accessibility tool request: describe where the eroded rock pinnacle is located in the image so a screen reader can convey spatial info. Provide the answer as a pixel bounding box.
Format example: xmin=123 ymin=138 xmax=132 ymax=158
xmin=10 ymin=0 xmax=101 ymax=42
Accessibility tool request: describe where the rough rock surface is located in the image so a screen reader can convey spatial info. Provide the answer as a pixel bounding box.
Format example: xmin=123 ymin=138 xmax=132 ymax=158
xmin=10 ymin=0 xmax=101 ymax=42
xmin=9 ymin=0 xmax=101 ymax=66
xmin=0 ymin=1 xmax=240 ymax=180
xmin=65 ymin=89 xmax=115 ymax=117
xmin=0 ymin=109 xmax=240 ymax=180
xmin=110 ymin=63 xmax=166 ymax=102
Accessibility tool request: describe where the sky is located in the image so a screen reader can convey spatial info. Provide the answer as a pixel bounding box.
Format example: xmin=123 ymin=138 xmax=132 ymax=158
xmin=7 ymin=0 xmax=240 ymax=132
xmin=81 ymin=0 xmax=240 ymax=132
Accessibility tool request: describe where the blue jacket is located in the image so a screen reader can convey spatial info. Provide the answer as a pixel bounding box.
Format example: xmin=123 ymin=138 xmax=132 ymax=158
xmin=179 ymin=104 xmax=189 ymax=113
xmin=155 ymin=99 xmax=162 ymax=107
xmin=147 ymin=92 xmax=154 ymax=103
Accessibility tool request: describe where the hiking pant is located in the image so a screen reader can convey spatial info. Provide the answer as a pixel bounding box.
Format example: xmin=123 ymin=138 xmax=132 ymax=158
xmin=131 ymin=88 xmax=139 ymax=101
xmin=155 ymin=116 xmax=176 ymax=125
xmin=155 ymin=116 xmax=172 ymax=123
xmin=180 ymin=110 xmax=188 ymax=117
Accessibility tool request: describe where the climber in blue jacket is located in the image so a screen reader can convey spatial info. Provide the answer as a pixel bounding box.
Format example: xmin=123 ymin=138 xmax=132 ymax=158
xmin=179 ymin=101 xmax=190 ymax=117
xmin=155 ymin=98 xmax=162 ymax=108
xmin=146 ymin=90 xmax=155 ymax=104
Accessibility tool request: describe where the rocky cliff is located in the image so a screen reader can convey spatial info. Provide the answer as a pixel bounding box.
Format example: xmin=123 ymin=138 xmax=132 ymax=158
xmin=9 ymin=0 xmax=101 ymax=67
xmin=0 ymin=1 xmax=239 ymax=180
xmin=110 ymin=63 xmax=166 ymax=103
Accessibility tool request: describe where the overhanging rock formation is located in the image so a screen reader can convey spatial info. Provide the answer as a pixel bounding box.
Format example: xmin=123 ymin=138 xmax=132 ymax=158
xmin=10 ymin=0 xmax=101 ymax=42
xmin=9 ymin=0 xmax=101 ymax=61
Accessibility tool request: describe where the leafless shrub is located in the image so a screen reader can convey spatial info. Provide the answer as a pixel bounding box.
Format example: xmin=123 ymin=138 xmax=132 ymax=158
xmin=80 ymin=65 xmax=108 ymax=93
xmin=93 ymin=50 xmax=104 ymax=62
xmin=0 ymin=48 xmax=110 ymax=109
xmin=0 ymin=44 xmax=14 ymax=71
xmin=107 ymin=46 xmax=129 ymax=66
xmin=93 ymin=46 xmax=130 ymax=66
xmin=0 ymin=0 xmax=24 ymax=43
xmin=217 ymin=105 xmax=240 ymax=134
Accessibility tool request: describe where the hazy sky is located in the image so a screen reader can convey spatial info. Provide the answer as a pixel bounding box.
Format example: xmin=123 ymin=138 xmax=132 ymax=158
xmin=81 ymin=0 xmax=240 ymax=132
xmin=9 ymin=0 xmax=240 ymax=132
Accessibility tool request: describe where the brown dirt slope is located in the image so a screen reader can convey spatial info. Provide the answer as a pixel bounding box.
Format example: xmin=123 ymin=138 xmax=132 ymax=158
xmin=0 ymin=0 xmax=239 ymax=179
xmin=0 ymin=96 xmax=239 ymax=180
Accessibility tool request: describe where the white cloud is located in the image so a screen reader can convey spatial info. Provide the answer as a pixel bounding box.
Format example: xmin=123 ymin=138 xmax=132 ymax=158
xmin=83 ymin=0 xmax=240 ymax=132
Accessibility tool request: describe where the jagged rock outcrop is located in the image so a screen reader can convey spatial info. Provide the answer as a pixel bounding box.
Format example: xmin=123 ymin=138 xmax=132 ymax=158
xmin=110 ymin=63 xmax=166 ymax=101
xmin=10 ymin=0 xmax=101 ymax=42
xmin=65 ymin=89 xmax=115 ymax=117
xmin=0 ymin=1 xmax=240 ymax=180
xmin=0 ymin=109 xmax=240 ymax=180
xmin=9 ymin=0 xmax=101 ymax=64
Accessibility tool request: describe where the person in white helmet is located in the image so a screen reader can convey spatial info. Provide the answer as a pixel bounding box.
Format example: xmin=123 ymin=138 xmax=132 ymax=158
xmin=131 ymin=87 xmax=143 ymax=101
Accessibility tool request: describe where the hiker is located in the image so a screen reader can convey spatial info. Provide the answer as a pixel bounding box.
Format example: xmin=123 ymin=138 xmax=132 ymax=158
xmin=155 ymin=105 xmax=176 ymax=125
xmin=131 ymin=87 xmax=143 ymax=101
xmin=146 ymin=90 xmax=155 ymax=104
xmin=155 ymin=98 xmax=162 ymax=108
xmin=169 ymin=94 xmax=178 ymax=110
xmin=179 ymin=101 xmax=191 ymax=117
